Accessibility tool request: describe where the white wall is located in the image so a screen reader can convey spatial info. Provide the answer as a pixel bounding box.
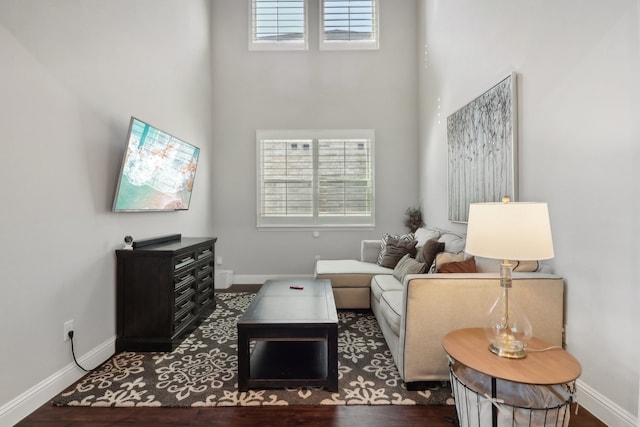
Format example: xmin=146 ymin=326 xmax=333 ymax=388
xmin=210 ymin=0 xmax=420 ymax=281
xmin=0 ymin=1 xmax=212 ymax=424
xmin=418 ymin=0 xmax=640 ymax=425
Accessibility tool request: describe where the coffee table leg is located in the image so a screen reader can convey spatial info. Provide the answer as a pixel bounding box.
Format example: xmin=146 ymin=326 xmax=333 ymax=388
xmin=327 ymin=325 xmax=338 ymax=392
xmin=237 ymin=326 xmax=249 ymax=392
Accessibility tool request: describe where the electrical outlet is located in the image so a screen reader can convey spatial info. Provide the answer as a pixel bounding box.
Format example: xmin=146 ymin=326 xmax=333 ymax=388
xmin=64 ymin=320 xmax=74 ymax=342
xmin=216 ymin=255 xmax=222 ymax=265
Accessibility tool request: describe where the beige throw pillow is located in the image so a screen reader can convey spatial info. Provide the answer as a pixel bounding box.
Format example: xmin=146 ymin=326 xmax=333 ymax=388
xmin=393 ymin=254 xmax=426 ymax=283
xmin=513 ymin=260 xmax=539 ymax=272
xmin=432 ymin=251 xmax=465 ymax=273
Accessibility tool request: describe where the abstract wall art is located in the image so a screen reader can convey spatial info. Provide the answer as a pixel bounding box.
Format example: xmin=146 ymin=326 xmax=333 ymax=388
xmin=447 ymin=73 xmax=518 ymax=223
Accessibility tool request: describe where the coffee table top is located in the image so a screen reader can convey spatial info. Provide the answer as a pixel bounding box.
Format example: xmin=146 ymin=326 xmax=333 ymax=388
xmin=238 ymin=279 xmax=338 ymax=325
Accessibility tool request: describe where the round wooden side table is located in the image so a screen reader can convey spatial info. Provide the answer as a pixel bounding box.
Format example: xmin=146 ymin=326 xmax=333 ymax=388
xmin=443 ymin=328 xmax=581 ymax=427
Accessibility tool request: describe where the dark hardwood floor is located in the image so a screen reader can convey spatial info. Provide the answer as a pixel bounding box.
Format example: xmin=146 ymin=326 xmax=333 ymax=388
xmin=17 ymin=287 xmax=607 ymax=426
xmin=17 ymin=402 xmax=606 ymax=426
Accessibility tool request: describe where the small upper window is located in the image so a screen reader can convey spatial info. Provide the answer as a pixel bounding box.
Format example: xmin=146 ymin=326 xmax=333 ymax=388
xmin=250 ymin=0 xmax=308 ymax=51
xmin=320 ymin=0 xmax=379 ymax=50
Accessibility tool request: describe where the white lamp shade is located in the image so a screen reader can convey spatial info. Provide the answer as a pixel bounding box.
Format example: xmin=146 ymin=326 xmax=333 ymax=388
xmin=465 ymin=202 xmax=554 ymax=261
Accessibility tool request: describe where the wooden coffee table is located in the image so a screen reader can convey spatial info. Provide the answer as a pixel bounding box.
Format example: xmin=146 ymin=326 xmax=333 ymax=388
xmin=237 ymin=279 xmax=339 ymax=392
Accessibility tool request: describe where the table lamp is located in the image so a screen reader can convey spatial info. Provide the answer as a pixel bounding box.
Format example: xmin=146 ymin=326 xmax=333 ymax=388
xmin=465 ymin=197 xmax=554 ymax=359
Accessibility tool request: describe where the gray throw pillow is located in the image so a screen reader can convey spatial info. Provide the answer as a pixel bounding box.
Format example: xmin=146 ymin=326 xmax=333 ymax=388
xmin=415 ymin=238 xmax=445 ymax=272
xmin=393 ymin=254 xmax=426 ymax=283
xmin=377 ymin=232 xmax=415 ymax=265
xmin=379 ymin=236 xmax=418 ymax=268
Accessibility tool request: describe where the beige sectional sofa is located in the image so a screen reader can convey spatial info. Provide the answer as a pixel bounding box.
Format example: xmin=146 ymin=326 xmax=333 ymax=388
xmin=314 ymin=227 xmax=565 ymax=385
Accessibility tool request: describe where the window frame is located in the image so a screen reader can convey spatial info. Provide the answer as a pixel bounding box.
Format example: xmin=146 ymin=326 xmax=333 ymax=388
xmin=256 ymin=129 xmax=376 ymax=229
xmin=319 ymin=0 xmax=379 ymax=51
xmin=249 ymin=0 xmax=308 ymax=51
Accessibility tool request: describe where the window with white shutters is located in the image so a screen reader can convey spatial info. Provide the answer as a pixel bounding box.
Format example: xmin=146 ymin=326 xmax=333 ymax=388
xmin=257 ymin=130 xmax=375 ymax=228
xmin=250 ymin=0 xmax=308 ymax=50
xmin=320 ymin=0 xmax=379 ymax=50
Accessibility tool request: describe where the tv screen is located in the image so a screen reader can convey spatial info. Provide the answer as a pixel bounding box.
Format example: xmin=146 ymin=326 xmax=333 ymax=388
xmin=112 ymin=117 xmax=200 ymax=212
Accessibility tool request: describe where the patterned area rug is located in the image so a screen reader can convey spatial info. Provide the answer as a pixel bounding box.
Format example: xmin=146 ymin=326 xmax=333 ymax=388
xmin=53 ymin=292 xmax=453 ymax=407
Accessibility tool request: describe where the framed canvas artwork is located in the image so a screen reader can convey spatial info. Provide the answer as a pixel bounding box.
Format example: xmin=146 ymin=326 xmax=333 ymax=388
xmin=447 ymin=73 xmax=518 ymax=223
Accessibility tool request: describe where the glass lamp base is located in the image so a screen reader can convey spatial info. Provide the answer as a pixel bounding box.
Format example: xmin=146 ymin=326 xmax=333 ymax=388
xmin=488 ymin=341 xmax=527 ymax=359
xmin=484 ymin=262 xmax=532 ymax=360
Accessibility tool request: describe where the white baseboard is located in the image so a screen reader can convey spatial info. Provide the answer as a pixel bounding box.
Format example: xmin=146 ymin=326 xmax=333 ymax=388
xmin=576 ymin=379 xmax=637 ymax=426
xmin=231 ymin=274 xmax=314 ymax=285
xmin=0 ymin=337 xmax=115 ymax=427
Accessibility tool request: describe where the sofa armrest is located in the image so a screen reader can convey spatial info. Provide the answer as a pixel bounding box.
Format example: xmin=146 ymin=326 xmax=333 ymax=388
xmin=399 ymin=272 xmax=564 ymax=382
xmin=361 ymin=240 xmax=381 ymax=263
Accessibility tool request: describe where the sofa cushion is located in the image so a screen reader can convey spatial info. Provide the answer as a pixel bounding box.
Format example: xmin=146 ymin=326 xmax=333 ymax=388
xmin=437 ymin=231 xmax=466 ymax=253
xmin=473 ymin=256 xmax=501 ymax=273
xmin=361 ymin=240 xmax=384 ymax=263
xmin=392 ymin=254 xmax=426 ymax=283
xmin=377 ymin=233 xmax=415 ymax=265
xmin=370 ymin=274 xmax=403 ymax=303
xmin=415 ymin=238 xmax=445 ymax=270
xmin=379 ymin=290 xmax=403 ymax=336
xmin=379 ymin=236 xmax=417 ymax=268
xmin=473 ymin=257 xmax=540 ymax=273
xmin=414 ymin=227 xmax=441 ymax=247
xmin=315 ymin=260 xmax=392 ymax=288
xmin=438 ymin=256 xmax=477 ymax=273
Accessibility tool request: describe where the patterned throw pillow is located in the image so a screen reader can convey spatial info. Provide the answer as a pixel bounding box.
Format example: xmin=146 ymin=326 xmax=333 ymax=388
xmin=393 ymin=254 xmax=426 ymax=283
xmin=377 ymin=233 xmax=415 ymax=265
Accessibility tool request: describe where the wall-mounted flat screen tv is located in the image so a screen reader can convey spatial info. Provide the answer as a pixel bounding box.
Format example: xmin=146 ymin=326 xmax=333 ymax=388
xmin=112 ymin=117 xmax=200 ymax=212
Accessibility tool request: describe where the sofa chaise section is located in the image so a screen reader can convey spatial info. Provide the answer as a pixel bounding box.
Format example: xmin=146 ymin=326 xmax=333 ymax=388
xmin=314 ymin=258 xmax=391 ymax=309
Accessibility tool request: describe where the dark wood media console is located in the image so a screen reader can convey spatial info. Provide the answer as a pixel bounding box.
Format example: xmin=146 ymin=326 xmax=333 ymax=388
xmin=116 ymin=236 xmax=217 ymax=351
